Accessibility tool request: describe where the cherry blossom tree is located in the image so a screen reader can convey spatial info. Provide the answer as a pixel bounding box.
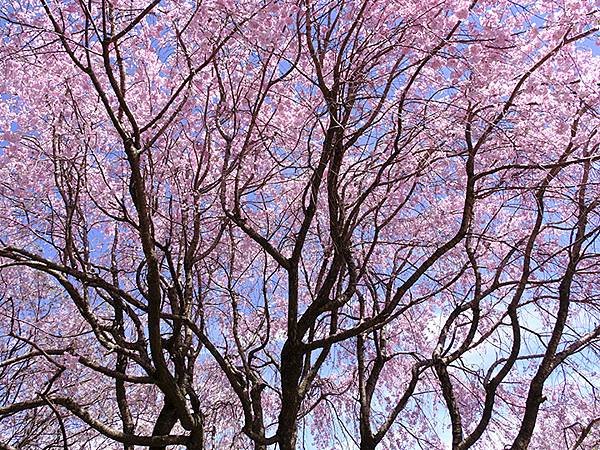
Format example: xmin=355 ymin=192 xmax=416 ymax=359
xmin=0 ymin=0 xmax=599 ymax=449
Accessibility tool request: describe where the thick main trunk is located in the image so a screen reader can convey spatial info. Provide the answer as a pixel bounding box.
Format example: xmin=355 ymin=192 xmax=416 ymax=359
xmin=360 ymin=438 xmax=377 ymax=450
xmin=186 ymin=428 xmax=204 ymax=450
xmin=278 ymin=431 xmax=297 ymax=450
xmin=251 ymin=384 xmax=267 ymax=450
xmin=359 ymin=414 xmax=377 ymax=450
xmin=149 ymin=402 xmax=178 ymax=450
xmin=277 ymin=341 xmax=302 ymax=450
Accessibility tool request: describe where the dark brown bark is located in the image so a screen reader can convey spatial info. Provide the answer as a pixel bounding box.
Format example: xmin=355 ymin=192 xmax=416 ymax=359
xmin=149 ymin=402 xmax=178 ymax=450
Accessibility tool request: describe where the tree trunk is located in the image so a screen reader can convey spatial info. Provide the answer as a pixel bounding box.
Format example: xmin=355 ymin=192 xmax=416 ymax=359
xmin=277 ymin=340 xmax=302 ymax=450
xmin=360 ymin=437 xmax=377 ymax=450
xmin=149 ymin=402 xmax=177 ymax=450
xmin=186 ymin=428 xmax=204 ymax=450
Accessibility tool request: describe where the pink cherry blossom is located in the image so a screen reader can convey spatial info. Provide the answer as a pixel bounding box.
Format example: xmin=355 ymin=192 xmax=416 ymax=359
xmin=0 ymin=0 xmax=599 ymax=449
